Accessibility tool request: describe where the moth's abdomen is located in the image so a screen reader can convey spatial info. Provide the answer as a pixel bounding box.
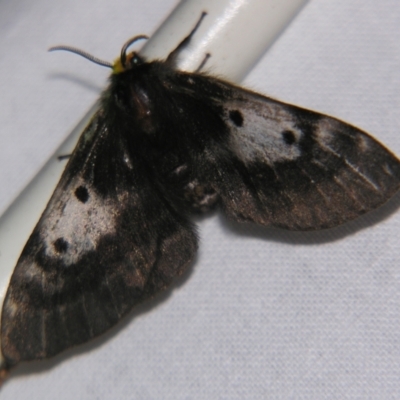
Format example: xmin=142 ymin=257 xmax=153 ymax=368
xmin=183 ymin=179 xmax=219 ymax=213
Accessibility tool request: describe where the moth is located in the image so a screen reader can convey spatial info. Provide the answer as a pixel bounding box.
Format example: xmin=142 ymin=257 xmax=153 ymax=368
xmin=1 ymin=12 xmax=399 ymax=380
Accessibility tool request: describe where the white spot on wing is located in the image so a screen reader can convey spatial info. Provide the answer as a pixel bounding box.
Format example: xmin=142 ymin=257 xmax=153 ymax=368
xmin=40 ymin=179 xmax=125 ymax=266
xmin=226 ymin=102 xmax=303 ymax=165
xmin=357 ymin=134 xmax=371 ymax=152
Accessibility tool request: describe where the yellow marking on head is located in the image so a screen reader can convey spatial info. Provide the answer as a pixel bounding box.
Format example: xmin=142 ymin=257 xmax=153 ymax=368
xmin=112 ymin=58 xmax=125 ymax=74
xmin=112 ymin=53 xmax=135 ymax=74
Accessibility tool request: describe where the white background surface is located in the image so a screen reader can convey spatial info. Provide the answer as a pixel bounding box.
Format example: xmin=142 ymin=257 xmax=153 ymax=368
xmin=1 ymin=0 xmax=400 ymax=399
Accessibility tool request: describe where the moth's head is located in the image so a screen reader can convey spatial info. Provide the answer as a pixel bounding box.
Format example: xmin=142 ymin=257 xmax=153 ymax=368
xmin=49 ymin=34 xmax=148 ymax=75
xmin=112 ymin=52 xmax=143 ymax=73
xmin=112 ymin=35 xmax=148 ymax=74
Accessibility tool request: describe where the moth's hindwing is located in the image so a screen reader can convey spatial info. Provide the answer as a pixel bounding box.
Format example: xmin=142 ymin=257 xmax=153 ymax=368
xmin=1 ymin=110 xmax=197 ymax=364
xmin=162 ymin=71 xmax=400 ymax=230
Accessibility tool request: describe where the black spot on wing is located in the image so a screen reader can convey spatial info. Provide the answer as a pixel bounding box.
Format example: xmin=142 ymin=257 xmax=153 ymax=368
xmin=282 ymin=130 xmax=296 ymax=145
xmin=53 ymin=238 xmax=69 ymax=254
xmin=75 ymin=186 xmax=89 ymax=203
xmin=229 ymin=110 xmax=244 ymax=127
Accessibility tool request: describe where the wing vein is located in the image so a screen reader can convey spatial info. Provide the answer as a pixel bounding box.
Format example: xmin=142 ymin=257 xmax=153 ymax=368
xmin=318 ymin=142 xmax=380 ymax=191
xmin=343 ymin=159 xmax=380 ymax=191
xmin=333 ymin=176 xmax=364 ymax=207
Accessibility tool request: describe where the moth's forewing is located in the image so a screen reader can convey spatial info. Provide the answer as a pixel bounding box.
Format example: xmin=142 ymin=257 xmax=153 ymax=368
xmin=1 ymin=102 xmax=197 ymax=366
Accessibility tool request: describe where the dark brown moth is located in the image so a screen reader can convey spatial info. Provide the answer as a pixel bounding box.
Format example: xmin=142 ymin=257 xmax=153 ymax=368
xmin=1 ymin=13 xmax=399 ymax=380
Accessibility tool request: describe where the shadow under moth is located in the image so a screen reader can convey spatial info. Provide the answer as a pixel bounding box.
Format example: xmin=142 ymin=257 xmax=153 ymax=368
xmin=1 ymin=12 xmax=400 ymax=382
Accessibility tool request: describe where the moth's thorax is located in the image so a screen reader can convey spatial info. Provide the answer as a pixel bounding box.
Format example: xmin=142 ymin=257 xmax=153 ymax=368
xmin=106 ymin=61 xmax=173 ymax=135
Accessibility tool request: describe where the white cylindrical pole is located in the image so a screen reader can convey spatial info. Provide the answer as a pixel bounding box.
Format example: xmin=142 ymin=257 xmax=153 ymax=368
xmin=141 ymin=0 xmax=308 ymax=82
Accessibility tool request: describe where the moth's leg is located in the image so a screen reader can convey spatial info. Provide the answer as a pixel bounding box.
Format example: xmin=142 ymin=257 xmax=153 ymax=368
xmin=57 ymin=154 xmax=71 ymax=161
xmin=183 ymin=179 xmax=219 ymax=213
xmin=194 ymin=53 xmax=211 ymax=73
xmin=166 ymin=11 xmax=207 ymax=66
